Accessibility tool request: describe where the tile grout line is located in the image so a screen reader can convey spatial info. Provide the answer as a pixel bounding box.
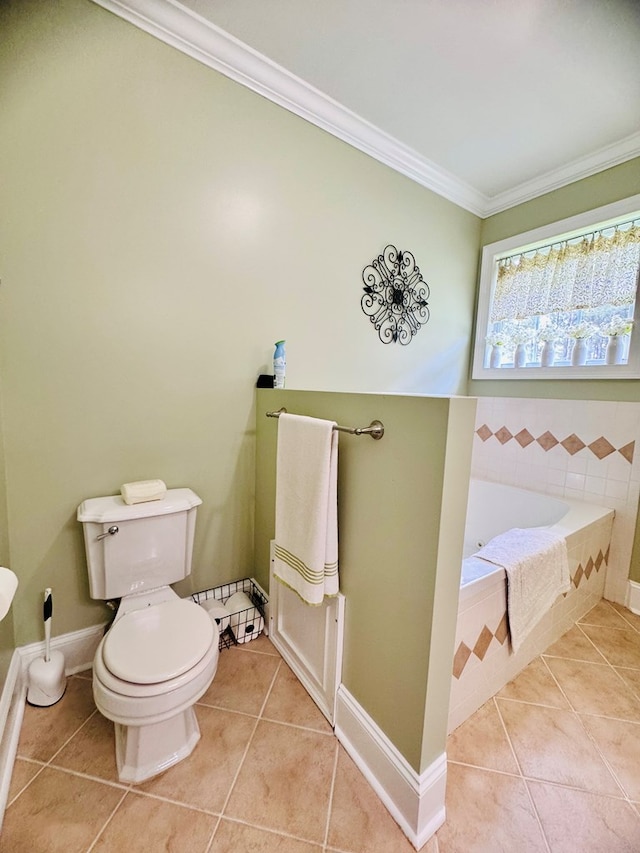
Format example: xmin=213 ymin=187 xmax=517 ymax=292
xmin=613 ymin=610 xmax=640 ymax=635
xmin=611 ymin=669 xmax=640 ymax=706
xmin=445 ymin=759 xmax=523 ymax=780
xmin=216 ymin=814 xmax=325 ymax=851
xmin=259 ymin=715 xmax=335 ymax=736
xmin=551 ymin=713 xmax=637 ymax=809
xmin=45 ymin=761 xmax=132 ymax=793
xmin=602 ymin=659 xmax=640 ymax=710
xmin=492 ymin=684 xmax=553 ymax=853
xmin=217 ymin=658 xmax=283 ymax=821
xmin=17 ymin=702 xmax=99 ymax=776
xmin=540 ymin=629 xmax=634 ymax=803
xmin=491 ymin=695 xmax=524 ymax=777
xmin=5 ymin=758 xmax=48 ymax=808
xmin=447 ymin=757 xmax=636 ymax=802
xmin=203 ymin=814 xmax=222 ymax=853
xmin=84 ymin=788 xmax=129 ymax=853
xmin=321 ymin=736 xmax=341 ymax=851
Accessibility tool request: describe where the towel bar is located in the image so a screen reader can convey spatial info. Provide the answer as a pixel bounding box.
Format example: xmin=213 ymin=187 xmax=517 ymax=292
xmin=266 ymin=408 xmax=384 ymax=440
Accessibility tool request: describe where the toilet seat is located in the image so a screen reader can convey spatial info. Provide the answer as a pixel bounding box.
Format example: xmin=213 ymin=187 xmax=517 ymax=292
xmin=103 ymin=599 xmax=214 ymax=684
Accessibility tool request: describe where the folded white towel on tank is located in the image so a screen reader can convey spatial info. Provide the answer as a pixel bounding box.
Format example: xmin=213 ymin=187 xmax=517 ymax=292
xmin=120 ymin=479 xmax=167 ymax=505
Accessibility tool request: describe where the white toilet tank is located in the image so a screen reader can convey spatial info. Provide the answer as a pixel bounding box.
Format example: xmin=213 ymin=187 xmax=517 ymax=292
xmin=77 ymin=488 xmax=202 ymax=600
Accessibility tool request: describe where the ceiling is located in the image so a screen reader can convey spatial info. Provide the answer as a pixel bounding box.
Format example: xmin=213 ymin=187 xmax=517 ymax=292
xmin=98 ymin=0 xmax=640 ymax=216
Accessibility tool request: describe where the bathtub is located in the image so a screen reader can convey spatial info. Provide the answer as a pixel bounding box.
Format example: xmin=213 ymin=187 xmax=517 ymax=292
xmin=448 ymin=478 xmax=615 ymax=733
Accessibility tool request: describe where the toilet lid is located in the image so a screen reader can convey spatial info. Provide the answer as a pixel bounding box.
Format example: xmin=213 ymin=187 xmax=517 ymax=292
xmin=103 ymin=599 xmax=215 ymax=684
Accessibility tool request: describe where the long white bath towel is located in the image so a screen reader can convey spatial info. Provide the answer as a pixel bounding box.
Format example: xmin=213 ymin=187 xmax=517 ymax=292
xmin=274 ymin=413 xmax=339 ymax=605
xmin=474 ymin=527 xmax=570 ymax=654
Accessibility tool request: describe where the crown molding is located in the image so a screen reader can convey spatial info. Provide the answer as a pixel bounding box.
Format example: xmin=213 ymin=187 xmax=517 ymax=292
xmin=90 ymin=0 xmax=488 ymax=215
xmin=483 ymin=131 xmax=640 ymax=216
xmin=91 ymin=0 xmax=640 ymax=219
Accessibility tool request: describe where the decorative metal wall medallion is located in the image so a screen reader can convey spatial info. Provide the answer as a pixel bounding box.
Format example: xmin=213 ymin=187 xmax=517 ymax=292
xmin=361 ymin=244 xmax=430 ymax=344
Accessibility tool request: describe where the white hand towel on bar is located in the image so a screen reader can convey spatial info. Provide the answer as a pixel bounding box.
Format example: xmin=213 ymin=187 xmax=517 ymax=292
xmin=274 ymin=413 xmax=339 ymax=605
xmin=474 ymin=527 xmax=570 ymax=654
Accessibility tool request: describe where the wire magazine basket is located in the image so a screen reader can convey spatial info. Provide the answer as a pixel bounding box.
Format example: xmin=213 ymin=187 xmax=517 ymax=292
xmin=191 ymin=578 xmax=267 ymax=651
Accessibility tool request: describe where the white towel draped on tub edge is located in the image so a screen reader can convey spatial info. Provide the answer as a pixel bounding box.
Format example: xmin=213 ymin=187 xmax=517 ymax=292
xmin=473 ymin=527 xmax=570 ymax=654
xmin=274 ymin=413 xmax=339 ymax=606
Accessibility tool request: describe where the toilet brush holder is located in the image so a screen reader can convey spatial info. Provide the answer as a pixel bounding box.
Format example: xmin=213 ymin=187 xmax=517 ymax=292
xmin=27 ymin=650 xmax=66 ymax=706
xmin=27 ymin=588 xmax=66 ymax=707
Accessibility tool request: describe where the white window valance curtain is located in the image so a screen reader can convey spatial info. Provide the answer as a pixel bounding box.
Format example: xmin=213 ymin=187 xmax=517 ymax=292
xmin=490 ymin=220 xmax=640 ymax=323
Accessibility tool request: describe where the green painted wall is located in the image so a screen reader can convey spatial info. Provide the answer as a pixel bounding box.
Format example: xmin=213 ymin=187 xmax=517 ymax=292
xmin=0 ymin=384 xmax=13 ymax=686
xmin=255 ymin=389 xmax=475 ymax=772
xmin=0 ymin=0 xmax=480 ymax=646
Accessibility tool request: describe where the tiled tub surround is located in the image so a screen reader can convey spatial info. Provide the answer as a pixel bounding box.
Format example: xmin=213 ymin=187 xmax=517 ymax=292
xmin=472 ymin=397 xmax=640 ymax=605
xmin=448 ymin=481 xmax=614 ymax=732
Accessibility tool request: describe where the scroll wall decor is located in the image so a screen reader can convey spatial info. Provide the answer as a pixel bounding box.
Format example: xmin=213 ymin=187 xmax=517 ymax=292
xmin=361 ymin=244 xmax=430 ymax=344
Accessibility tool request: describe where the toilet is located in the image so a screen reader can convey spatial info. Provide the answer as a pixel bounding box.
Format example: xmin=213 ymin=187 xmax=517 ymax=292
xmin=77 ymin=488 xmax=219 ymax=784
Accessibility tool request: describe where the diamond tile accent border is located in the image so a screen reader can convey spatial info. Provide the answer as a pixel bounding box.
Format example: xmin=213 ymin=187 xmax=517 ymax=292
xmin=588 ymin=436 xmax=616 ymax=459
xmin=515 ymin=428 xmax=535 ymax=448
xmin=619 ymin=441 xmax=636 ymax=464
xmin=494 ymin=426 xmax=513 ymax=445
xmin=537 ymin=430 xmax=559 ymax=451
xmin=453 ymin=548 xmax=609 ymax=680
xmin=452 ymin=642 xmax=473 ymax=680
xmin=453 ymin=614 xmax=508 ymax=680
xmin=560 ymin=433 xmax=586 ymax=455
xmin=475 ymin=425 xmax=635 ymax=463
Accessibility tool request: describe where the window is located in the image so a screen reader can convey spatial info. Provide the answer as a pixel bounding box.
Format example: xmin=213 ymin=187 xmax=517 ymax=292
xmin=472 ymin=194 xmax=640 ymax=380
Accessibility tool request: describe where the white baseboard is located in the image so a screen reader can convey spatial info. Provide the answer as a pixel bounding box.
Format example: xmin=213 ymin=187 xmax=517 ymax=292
xmin=17 ymin=622 xmax=107 ymax=678
xmin=627 ymin=580 xmax=640 ymax=615
xmin=335 ymin=685 xmax=446 ymax=851
xmin=0 ymin=650 xmax=26 ymax=832
xmin=0 ymin=621 xmax=107 ymax=829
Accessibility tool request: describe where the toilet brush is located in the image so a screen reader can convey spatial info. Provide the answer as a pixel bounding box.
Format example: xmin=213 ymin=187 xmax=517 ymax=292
xmin=27 ymin=588 xmax=66 ymax=706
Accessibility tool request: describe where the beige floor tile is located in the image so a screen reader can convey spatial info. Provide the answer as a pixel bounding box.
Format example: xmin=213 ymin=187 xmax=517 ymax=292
xmin=581 ymin=624 xmax=640 ymax=669
xmin=447 ymin=699 xmax=519 ymax=774
xmin=74 ymin=667 xmax=93 ymax=681
xmin=579 ymin=600 xmax=633 ymax=629
xmin=543 ymin=625 xmax=606 ymax=662
xmin=210 ymin=818 xmax=322 ymax=852
xmin=262 ymin=662 xmax=332 ymax=733
xmin=610 ymin=603 xmax=640 ymax=633
xmin=1 ymin=766 xmax=124 ymax=853
xmin=580 ymin=714 xmax=640 ymax=800
xmin=237 ymin=635 xmax=281 ymax=656
xmin=545 ymin=656 xmax=640 ymax=721
xmin=497 ymin=656 xmax=570 ymax=708
xmin=496 ymin=699 xmax=621 ymax=794
xmin=225 ymin=719 xmax=336 ymax=844
xmin=18 ymin=675 xmax=96 ymax=762
xmin=327 ymin=747 xmax=415 ymax=853
xmin=615 ymin=666 xmax=640 ymax=700
xmin=7 ymin=757 xmax=44 ymax=803
xmin=92 ymin=791 xmax=216 ymax=852
xmin=528 ymin=780 xmax=640 ymax=852
xmin=436 ymin=763 xmax=547 ymax=852
xmin=135 ymin=706 xmax=256 ymax=812
xmin=198 ymin=647 xmax=280 ymax=715
xmin=52 ymin=710 xmax=119 ymax=783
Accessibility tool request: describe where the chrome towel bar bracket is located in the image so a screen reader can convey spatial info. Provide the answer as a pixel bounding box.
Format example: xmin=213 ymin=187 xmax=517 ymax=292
xmin=266 ymin=408 xmax=384 ymax=440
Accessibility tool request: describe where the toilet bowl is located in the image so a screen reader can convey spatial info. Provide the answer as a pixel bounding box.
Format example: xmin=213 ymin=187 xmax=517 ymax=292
xmin=77 ymin=487 xmax=218 ymax=784
xmin=93 ymin=593 xmax=219 ymax=783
